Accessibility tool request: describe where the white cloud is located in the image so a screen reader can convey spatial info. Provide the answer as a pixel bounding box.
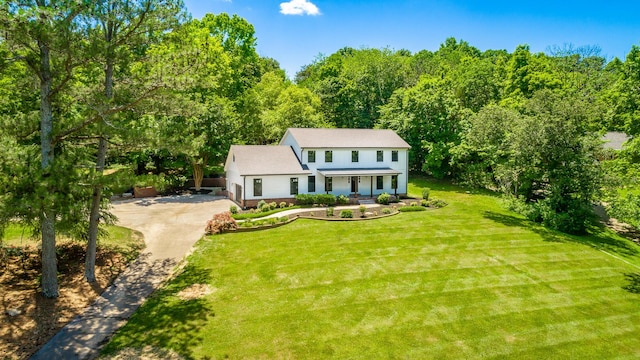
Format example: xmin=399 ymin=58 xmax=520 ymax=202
xmin=279 ymin=0 xmax=321 ymax=16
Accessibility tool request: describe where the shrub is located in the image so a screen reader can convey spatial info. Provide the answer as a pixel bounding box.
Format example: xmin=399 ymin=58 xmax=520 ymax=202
xmin=257 ymin=200 xmax=267 ymax=210
xmin=205 ymin=212 xmax=238 ymax=235
xmin=377 ymin=192 xmax=391 ymax=205
xmin=422 ymin=188 xmax=431 ymax=200
xmin=420 ymin=199 xmax=428 ymax=207
xmin=269 ymin=202 xmax=277 ymax=210
xmin=326 ymin=207 xmax=334 ymax=217
xmin=315 ymin=194 xmax=337 ymax=206
xmin=339 ymin=209 xmax=353 ymax=218
xmin=279 ymin=202 xmax=287 ymax=209
xmin=398 ymin=206 xmax=426 ymax=212
xmin=267 ymin=218 xmax=278 ymax=225
xmin=295 ymin=194 xmax=314 ymax=205
xmin=337 ymin=194 xmax=349 ymax=205
xmin=288 ymin=202 xmax=295 ymax=208
xmin=278 ymin=216 xmax=288 ymax=223
xmin=359 ymin=205 xmax=367 ymax=217
xmin=427 ymin=199 xmax=448 ymax=208
xmin=240 ymin=221 xmax=253 ymax=228
xmin=382 ymin=208 xmax=392 ymax=215
xmin=410 ymin=202 xmax=418 ymax=207
xmin=229 ymin=205 xmax=238 ymax=214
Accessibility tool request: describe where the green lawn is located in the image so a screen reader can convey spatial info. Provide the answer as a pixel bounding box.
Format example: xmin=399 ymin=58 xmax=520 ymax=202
xmin=2 ymin=223 xmax=143 ymax=253
xmin=102 ymin=177 xmax=640 ymax=359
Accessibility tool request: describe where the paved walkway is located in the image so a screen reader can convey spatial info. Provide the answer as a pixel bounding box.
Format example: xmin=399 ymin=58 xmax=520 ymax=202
xmin=31 ymin=195 xmax=234 ymax=360
xmin=250 ymin=203 xmax=383 ymax=220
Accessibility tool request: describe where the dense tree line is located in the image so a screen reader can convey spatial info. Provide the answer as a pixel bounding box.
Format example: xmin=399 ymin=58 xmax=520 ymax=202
xmin=1 ymin=4 xmax=639 ymax=298
xmin=293 ymin=39 xmax=639 ymax=234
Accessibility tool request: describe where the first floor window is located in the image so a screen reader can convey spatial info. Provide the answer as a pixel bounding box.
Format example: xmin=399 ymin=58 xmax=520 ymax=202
xmin=325 ymin=177 xmax=333 ymax=191
xmin=392 ymin=175 xmax=398 ymax=189
xmin=308 ymin=176 xmax=316 ymax=192
xmin=253 ymin=178 xmax=262 ymax=196
xmin=392 ymin=150 xmax=398 ymax=162
xmin=308 ymin=150 xmax=316 ymax=163
xmin=376 ymin=176 xmax=384 ymax=190
xmin=377 ymin=150 xmax=384 ymax=162
xmin=290 ymin=177 xmax=298 ymax=195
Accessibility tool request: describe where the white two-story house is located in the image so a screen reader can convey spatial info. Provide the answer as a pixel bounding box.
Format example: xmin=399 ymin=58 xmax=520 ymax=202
xmin=225 ymin=128 xmax=410 ymax=208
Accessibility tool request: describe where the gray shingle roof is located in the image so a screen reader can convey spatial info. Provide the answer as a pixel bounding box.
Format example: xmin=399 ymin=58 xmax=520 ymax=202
xmin=228 ymin=145 xmax=311 ymax=176
xmin=281 ymin=128 xmax=411 ymax=149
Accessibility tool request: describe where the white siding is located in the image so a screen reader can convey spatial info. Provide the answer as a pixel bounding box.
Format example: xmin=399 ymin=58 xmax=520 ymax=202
xmin=244 ymin=174 xmax=307 ymax=200
xmin=224 ymin=152 xmax=242 ymax=198
xmin=280 ymin=131 xmax=303 ymax=159
xmin=297 ymin=148 xmax=409 ymax=196
xmin=231 ymin=131 xmax=410 ymax=200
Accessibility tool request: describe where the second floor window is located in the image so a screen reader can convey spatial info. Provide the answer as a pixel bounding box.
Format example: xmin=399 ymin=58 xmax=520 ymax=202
xmin=377 ymin=150 xmax=384 ymax=162
xmin=308 ymin=150 xmax=315 ymax=163
xmin=392 ymin=150 xmax=398 ymax=162
xmin=352 ymin=150 xmax=359 ymax=162
xmin=325 ymin=150 xmax=333 ymax=163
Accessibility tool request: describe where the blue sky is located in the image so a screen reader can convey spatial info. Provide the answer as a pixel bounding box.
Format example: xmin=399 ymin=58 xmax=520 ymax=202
xmin=184 ymin=0 xmax=640 ymax=78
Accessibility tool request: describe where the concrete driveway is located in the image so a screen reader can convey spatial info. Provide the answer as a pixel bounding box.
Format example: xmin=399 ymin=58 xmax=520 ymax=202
xmin=32 ymin=195 xmax=234 ymax=360
xmin=111 ymin=195 xmax=235 ymax=261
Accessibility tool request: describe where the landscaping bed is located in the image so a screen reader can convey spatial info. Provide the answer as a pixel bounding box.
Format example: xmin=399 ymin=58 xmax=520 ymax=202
xmin=0 ymin=227 xmax=144 ymax=359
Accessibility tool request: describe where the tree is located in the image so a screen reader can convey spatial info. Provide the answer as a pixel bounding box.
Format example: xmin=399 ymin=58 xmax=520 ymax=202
xmin=82 ymin=0 xmax=186 ymax=283
xmin=261 ymin=85 xmax=328 ymax=143
xmin=457 ymin=90 xmax=601 ymax=234
xmin=0 ymin=0 xmax=90 ymax=298
xmin=378 ymin=76 xmax=464 ymax=177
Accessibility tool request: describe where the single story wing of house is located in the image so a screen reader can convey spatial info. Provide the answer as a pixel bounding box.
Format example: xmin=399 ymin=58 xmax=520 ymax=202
xmin=224 ymin=128 xmax=411 ymax=208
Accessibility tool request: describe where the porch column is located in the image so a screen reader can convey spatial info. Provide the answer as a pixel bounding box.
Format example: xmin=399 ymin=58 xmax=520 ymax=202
xmin=370 ymin=176 xmax=373 ymax=197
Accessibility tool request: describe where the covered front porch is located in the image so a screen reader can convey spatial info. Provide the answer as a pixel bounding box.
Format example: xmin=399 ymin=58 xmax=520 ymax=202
xmin=317 ymin=168 xmax=401 ymax=198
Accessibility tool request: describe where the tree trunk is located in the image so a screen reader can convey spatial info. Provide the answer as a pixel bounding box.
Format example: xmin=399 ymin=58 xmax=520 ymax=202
xmin=85 ymin=43 xmax=114 ymax=282
xmin=85 ymin=135 xmax=107 ymax=282
xmin=193 ymin=161 xmax=204 ymax=192
xmin=39 ymin=38 xmax=59 ymax=298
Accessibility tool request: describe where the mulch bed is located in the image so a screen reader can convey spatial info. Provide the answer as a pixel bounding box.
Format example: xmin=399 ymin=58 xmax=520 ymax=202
xmin=0 ymin=244 xmax=138 ymax=359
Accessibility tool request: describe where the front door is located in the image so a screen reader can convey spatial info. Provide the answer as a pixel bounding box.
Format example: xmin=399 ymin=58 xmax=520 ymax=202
xmin=351 ymin=176 xmax=358 ymax=194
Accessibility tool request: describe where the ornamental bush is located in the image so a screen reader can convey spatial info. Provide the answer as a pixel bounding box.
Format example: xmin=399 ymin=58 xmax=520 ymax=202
xmin=382 ymin=208 xmax=392 ymax=215
xmin=205 ymin=212 xmax=238 ymax=235
xmin=337 ymin=194 xmax=350 ymax=205
xmin=339 ymin=209 xmax=353 ymax=218
xmin=377 ymin=192 xmax=391 ymax=205
xmin=422 ymin=188 xmax=431 ymax=200
xmin=229 ymin=205 xmax=238 ymax=214
xmin=315 ymin=194 xmax=337 ymax=206
xmin=326 ymin=207 xmax=334 ymax=217
xmin=295 ymin=194 xmax=314 ymax=205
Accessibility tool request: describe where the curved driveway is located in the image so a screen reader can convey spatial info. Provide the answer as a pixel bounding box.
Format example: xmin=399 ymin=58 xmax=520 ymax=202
xmin=32 ymin=195 xmax=234 ymax=360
